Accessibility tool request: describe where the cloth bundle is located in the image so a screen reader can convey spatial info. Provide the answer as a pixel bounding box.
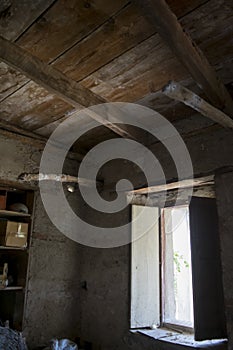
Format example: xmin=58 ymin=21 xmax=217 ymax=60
xmin=51 ymin=339 xmax=78 ymax=350
xmin=0 ymin=326 xmax=27 ymax=350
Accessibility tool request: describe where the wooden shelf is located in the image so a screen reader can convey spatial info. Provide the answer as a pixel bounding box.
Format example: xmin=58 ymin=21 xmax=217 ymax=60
xmin=0 ymin=286 xmax=23 ymax=291
xmin=0 ymin=186 xmax=34 ymax=330
xmin=0 ymin=210 xmax=30 ymax=218
xmin=0 ymin=245 xmax=27 ymax=251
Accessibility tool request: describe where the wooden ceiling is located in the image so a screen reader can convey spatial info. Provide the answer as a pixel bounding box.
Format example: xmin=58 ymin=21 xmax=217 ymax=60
xmin=0 ymin=0 xmax=232 ymax=154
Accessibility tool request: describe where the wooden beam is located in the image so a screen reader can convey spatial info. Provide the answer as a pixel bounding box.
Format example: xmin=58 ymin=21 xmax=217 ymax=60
xmin=135 ymin=0 xmax=233 ymax=116
xmin=127 ymin=185 xmax=215 ymax=207
xmin=163 ymin=81 xmax=233 ymax=129
xmin=18 ymin=173 xmax=101 ymax=187
xmin=0 ymin=119 xmax=47 ymax=141
xmin=0 ymin=36 xmax=134 ymax=140
xmin=128 ymin=175 xmax=214 ymax=195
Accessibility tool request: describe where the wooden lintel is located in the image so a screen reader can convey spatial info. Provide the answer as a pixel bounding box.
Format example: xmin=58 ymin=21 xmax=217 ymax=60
xmin=135 ymin=0 xmax=233 ymax=116
xmin=127 ymin=184 xmax=215 ymax=207
xmin=128 ymin=175 xmax=214 ymax=195
xmin=0 ymin=35 xmax=134 ymax=140
xmin=163 ymin=81 xmax=233 ymax=129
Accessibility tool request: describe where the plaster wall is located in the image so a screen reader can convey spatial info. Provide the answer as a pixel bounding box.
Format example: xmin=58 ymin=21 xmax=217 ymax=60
xmin=77 ymin=127 xmax=233 ymax=350
xmin=0 ymin=134 xmax=82 ymax=348
xmin=1 ymin=125 xmax=233 ymax=350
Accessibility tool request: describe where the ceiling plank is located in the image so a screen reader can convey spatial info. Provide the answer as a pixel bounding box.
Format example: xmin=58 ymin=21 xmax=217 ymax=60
xmin=0 ymin=35 xmax=133 ymax=139
xmin=81 ymin=0 xmax=233 ymax=104
xmin=0 ymin=0 xmax=56 ymax=41
xmin=135 ymin=0 xmax=233 ymax=116
xmin=0 ymin=118 xmax=47 ymax=140
xmin=0 ymin=0 xmax=129 ymax=103
xmin=17 ymin=0 xmax=129 ymax=63
xmin=0 ymin=0 xmax=207 ymax=124
xmin=163 ymin=81 xmax=233 ymax=129
xmin=53 ymin=0 xmax=206 ymax=82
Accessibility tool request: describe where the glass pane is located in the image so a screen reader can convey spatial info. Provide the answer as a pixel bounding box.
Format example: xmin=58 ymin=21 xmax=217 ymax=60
xmin=163 ymin=206 xmax=194 ymax=328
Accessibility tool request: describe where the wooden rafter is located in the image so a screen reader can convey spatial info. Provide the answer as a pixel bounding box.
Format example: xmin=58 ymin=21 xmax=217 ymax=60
xmin=135 ymin=0 xmax=233 ymax=116
xmin=0 ymin=119 xmax=48 ymax=141
xmin=0 ymin=35 xmax=134 ymax=140
xmin=163 ymin=81 xmax=233 ymax=129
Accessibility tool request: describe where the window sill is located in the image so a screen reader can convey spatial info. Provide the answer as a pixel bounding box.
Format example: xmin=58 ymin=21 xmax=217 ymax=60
xmin=131 ymin=328 xmax=228 ymax=349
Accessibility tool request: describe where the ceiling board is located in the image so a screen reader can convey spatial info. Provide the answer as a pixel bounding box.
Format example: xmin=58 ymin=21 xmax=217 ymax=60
xmin=0 ymin=0 xmax=208 ymax=124
xmin=0 ymin=0 xmax=55 ymax=41
xmin=17 ymin=0 xmax=129 ymax=63
xmin=81 ymin=0 xmax=233 ymax=102
xmin=0 ymin=62 xmax=28 ymax=102
xmin=0 ymin=80 xmax=76 ymax=129
xmin=0 ymin=0 xmax=232 ymax=148
xmin=0 ymin=0 xmax=128 ymax=103
xmin=54 ymin=0 xmax=206 ymax=82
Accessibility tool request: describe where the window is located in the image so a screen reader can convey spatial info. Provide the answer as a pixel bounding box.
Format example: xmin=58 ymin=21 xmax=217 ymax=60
xmin=131 ymin=197 xmax=227 ymax=341
xmin=162 ymin=206 xmax=193 ymax=330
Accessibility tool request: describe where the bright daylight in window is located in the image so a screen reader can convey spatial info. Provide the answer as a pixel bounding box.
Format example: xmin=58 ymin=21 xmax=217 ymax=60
xmin=162 ymin=206 xmax=193 ymax=329
xmin=131 ymin=205 xmax=194 ymax=330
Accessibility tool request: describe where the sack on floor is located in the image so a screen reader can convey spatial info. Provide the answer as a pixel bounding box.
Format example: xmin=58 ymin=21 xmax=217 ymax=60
xmin=0 ymin=326 xmax=27 ymax=349
xmin=51 ymin=339 xmax=78 ymax=350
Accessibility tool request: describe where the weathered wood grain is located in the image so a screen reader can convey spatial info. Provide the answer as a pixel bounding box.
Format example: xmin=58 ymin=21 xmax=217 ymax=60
xmin=137 ymin=58 xmax=233 ymax=118
xmin=81 ymin=0 xmax=233 ymax=102
xmin=0 ymin=80 xmax=76 ymax=129
xmin=128 ymin=175 xmax=214 ymax=195
xmin=0 ymin=0 xmax=55 ymax=41
xmin=0 ymin=35 xmax=105 ymax=107
xmin=0 ymin=0 xmax=207 ymax=129
xmin=54 ymin=0 xmax=206 ymax=82
xmin=19 ymin=173 xmax=100 ymax=187
xmin=17 ymin=0 xmax=129 ymax=63
xmin=0 ymin=0 xmax=128 ymax=104
xmin=0 ymin=0 xmax=232 ymax=141
xmin=0 ymin=62 xmax=28 ymax=102
xmin=163 ymin=81 xmax=233 ymax=128
xmin=0 ymin=36 xmax=138 ymax=139
xmin=135 ymin=0 xmax=233 ymax=115
xmin=127 ymin=185 xmax=215 ymax=207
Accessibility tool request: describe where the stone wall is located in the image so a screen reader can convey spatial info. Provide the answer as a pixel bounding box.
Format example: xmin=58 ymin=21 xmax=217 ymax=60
xmin=1 ymin=124 xmax=233 ymax=350
xmin=77 ymin=127 xmax=233 ymax=350
xmin=0 ymin=134 xmax=82 ymax=348
xmin=216 ymin=172 xmax=233 ymax=350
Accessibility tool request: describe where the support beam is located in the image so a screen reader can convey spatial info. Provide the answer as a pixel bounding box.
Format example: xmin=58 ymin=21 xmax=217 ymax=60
xmin=0 ymin=36 xmax=134 ymax=139
xmin=163 ymin=81 xmax=233 ymax=129
xmin=127 ymin=185 xmax=215 ymax=207
xmin=18 ymin=173 xmax=101 ymax=187
xmin=135 ymin=0 xmax=233 ymax=116
xmin=0 ymin=119 xmax=48 ymax=141
xmin=128 ymin=175 xmax=214 ymax=195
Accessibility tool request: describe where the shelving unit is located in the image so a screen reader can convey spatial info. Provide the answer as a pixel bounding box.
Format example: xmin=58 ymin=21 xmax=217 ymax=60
xmin=0 ymin=287 xmax=23 ymax=291
xmin=0 ymin=185 xmax=34 ymax=330
xmin=0 ymin=210 xmax=31 ymax=218
xmin=0 ymin=246 xmax=27 ymax=251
